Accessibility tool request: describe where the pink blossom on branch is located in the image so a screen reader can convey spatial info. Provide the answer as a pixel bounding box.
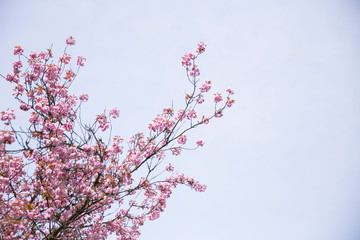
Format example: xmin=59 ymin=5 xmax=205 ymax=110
xmin=226 ymin=88 xmax=235 ymax=95
xmin=199 ymin=81 xmax=211 ymax=93
xmin=60 ymin=53 xmax=71 ymax=64
xmin=66 ymin=36 xmax=76 ymax=46
xmin=13 ymin=46 xmax=23 ymax=55
xmin=186 ymin=110 xmax=197 ymax=119
xmin=79 ymin=93 xmax=89 ymax=101
xmin=96 ymin=111 xmax=109 ymax=131
xmin=181 ymin=52 xmax=195 ymax=67
xmin=109 ymin=108 xmax=120 ymax=119
xmin=214 ymin=93 xmax=223 ymax=103
xmin=196 ymin=140 xmax=205 ymax=147
xmin=13 ymin=61 xmax=22 ymax=74
xmin=226 ymin=97 xmax=235 ymax=107
xmin=19 ymin=102 xmax=30 ymax=111
xmin=166 ymin=163 xmax=174 ymax=172
xmin=0 ymin=109 xmax=16 ymax=125
xmin=77 ymin=56 xmax=86 ymax=66
xmin=0 ymin=38 xmax=234 ymax=239
xmin=171 ymin=147 xmax=182 ymax=156
xmin=29 ymin=52 xmax=38 ymax=59
xmin=196 ymin=42 xmax=206 ymax=54
xmin=64 ymin=69 xmax=76 ymax=81
xmin=189 ymin=66 xmax=200 ymax=77
xmin=215 ymin=109 xmax=224 ymax=118
xmin=5 ymin=73 xmax=19 ymax=83
xmin=177 ymin=135 xmax=187 ymax=145
xmin=196 ymin=93 xmax=204 ymax=104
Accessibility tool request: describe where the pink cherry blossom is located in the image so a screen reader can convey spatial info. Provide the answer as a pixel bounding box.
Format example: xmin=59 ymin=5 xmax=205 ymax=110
xmin=196 ymin=42 xmax=206 ymax=54
xmin=186 ymin=110 xmax=197 ymax=119
xmin=5 ymin=73 xmax=19 ymax=83
xmin=0 ymin=38 xmax=234 ymax=239
xmin=20 ymin=102 xmax=30 ymax=111
xmin=148 ymin=114 xmax=174 ymax=132
xmin=189 ymin=66 xmax=200 ymax=77
xmin=13 ymin=46 xmax=24 ymax=55
xmin=79 ymin=94 xmax=89 ymax=101
xmin=196 ymin=94 xmax=204 ymax=104
xmin=82 ymin=144 xmax=94 ymax=155
xmin=171 ymin=147 xmax=182 ymax=156
xmin=66 ymin=36 xmax=76 ymax=45
xmin=214 ymin=93 xmax=223 ymax=103
xmin=60 ymin=53 xmax=71 ymax=64
xmin=215 ymin=110 xmax=223 ymax=118
xmin=14 ymin=84 xmax=24 ymax=96
xmin=196 ymin=140 xmax=205 ymax=147
xmin=226 ymin=88 xmax=235 ymax=95
xmin=29 ymin=52 xmax=38 ymax=59
xmin=0 ymin=131 xmax=15 ymax=144
xmin=0 ymin=109 xmax=16 ymax=125
xmin=181 ymin=52 xmax=196 ymax=67
xmin=77 ymin=56 xmax=86 ymax=66
xmin=13 ymin=61 xmax=22 ymax=73
xmin=96 ymin=111 xmax=109 ymax=131
xmin=177 ymin=135 xmax=187 ymax=144
xmin=202 ymin=117 xmax=209 ymax=124
xmin=166 ymin=163 xmax=174 ymax=172
xmin=64 ymin=69 xmax=76 ymax=81
xmin=226 ymin=98 xmax=235 ymax=107
xmin=176 ymin=109 xmax=186 ymax=121
xmin=109 ymin=108 xmax=120 ymax=119
xmin=199 ymin=81 xmax=211 ymax=93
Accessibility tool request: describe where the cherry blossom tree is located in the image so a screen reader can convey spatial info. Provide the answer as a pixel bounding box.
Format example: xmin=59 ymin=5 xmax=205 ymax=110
xmin=0 ymin=37 xmax=234 ymax=239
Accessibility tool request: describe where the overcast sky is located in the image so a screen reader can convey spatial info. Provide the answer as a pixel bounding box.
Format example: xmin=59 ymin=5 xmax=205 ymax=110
xmin=1 ymin=0 xmax=360 ymax=239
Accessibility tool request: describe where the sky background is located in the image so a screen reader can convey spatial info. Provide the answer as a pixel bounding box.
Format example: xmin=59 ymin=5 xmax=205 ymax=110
xmin=0 ymin=0 xmax=360 ymax=239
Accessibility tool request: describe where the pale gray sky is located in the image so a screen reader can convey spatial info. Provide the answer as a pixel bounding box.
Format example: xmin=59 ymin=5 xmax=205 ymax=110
xmin=0 ymin=0 xmax=360 ymax=239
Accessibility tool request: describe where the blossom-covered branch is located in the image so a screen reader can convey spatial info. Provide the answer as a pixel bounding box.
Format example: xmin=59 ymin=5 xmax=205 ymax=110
xmin=0 ymin=37 xmax=234 ymax=240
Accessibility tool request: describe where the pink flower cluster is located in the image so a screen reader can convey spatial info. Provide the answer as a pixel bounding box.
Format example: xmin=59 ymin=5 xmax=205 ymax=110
xmin=225 ymin=89 xmax=235 ymax=107
xmin=226 ymin=88 xmax=235 ymax=95
xmin=77 ymin=56 xmax=86 ymax=66
xmin=96 ymin=112 xmax=110 ymax=131
xmin=82 ymin=144 xmax=94 ymax=155
xmin=186 ymin=110 xmax=197 ymax=119
xmin=196 ymin=139 xmax=205 ymax=147
xmin=64 ymin=69 xmax=76 ymax=81
xmin=79 ymin=93 xmax=89 ymax=101
xmin=196 ymin=93 xmax=204 ymax=104
xmin=214 ymin=93 xmax=223 ymax=103
xmin=199 ymin=81 xmax=211 ymax=93
xmin=215 ymin=110 xmax=223 ymax=118
xmin=109 ymin=108 xmax=120 ymax=119
xmin=171 ymin=147 xmax=181 ymax=156
xmin=13 ymin=60 xmax=22 ymax=74
xmin=13 ymin=46 xmax=24 ymax=55
xmin=166 ymin=163 xmax=174 ymax=172
xmin=66 ymin=36 xmax=76 ymax=46
xmin=196 ymin=42 xmax=206 ymax=54
xmin=148 ymin=114 xmax=174 ymax=132
xmin=177 ymin=135 xmax=187 ymax=144
xmin=20 ymin=102 xmax=30 ymax=111
xmin=0 ymin=131 xmax=15 ymax=145
xmin=0 ymin=39 xmax=234 ymax=239
xmin=167 ymin=174 xmax=207 ymax=192
xmin=60 ymin=53 xmax=71 ymax=64
xmin=189 ymin=66 xmax=200 ymax=77
xmin=0 ymin=109 xmax=16 ymax=126
xmin=112 ymin=136 xmax=124 ymax=155
xmin=181 ymin=52 xmax=195 ymax=67
xmin=5 ymin=73 xmax=19 ymax=84
xmin=176 ymin=109 xmax=186 ymax=121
